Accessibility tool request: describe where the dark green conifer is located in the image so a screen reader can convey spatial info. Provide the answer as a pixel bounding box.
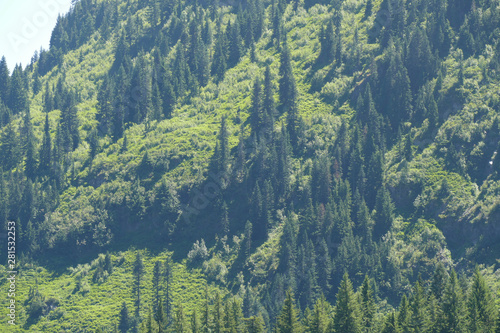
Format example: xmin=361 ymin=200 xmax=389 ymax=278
xmin=275 ymin=290 xmax=302 ymax=333
xmin=334 ymin=273 xmax=361 ymax=333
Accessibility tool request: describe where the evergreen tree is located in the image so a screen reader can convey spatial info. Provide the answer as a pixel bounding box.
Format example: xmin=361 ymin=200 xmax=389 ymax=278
xmin=397 ymin=295 xmax=410 ymax=333
xmin=468 ymin=268 xmax=496 ymax=333
xmin=316 ymin=238 xmax=332 ymax=293
xmin=133 ymin=252 xmax=144 ymax=317
xmin=151 ymin=80 xmax=163 ymax=121
xmin=153 ymin=261 xmax=162 ymax=312
xmin=360 ymin=275 xmax=376 ymax=332
xmin=172 ymin=41 xmax=191 ymax=98
xmin=88 ymin=128 xmax=99 ymax=160
xmin=32 ymin=69 xmax=42 ymax=96
xmin=202 ymin=285 xmax=210 ymax=333
xmin=0 ymin=172 xmax=8 ymax=227
xmin=221 ymin=200 xmax=229 ymax=235
xmin=382 ymin=40 xmax=413 ymax=132
xmin=275 ymin=290 xmax=302 ymax=333
xmin=441 ymin=269 xmax=466 ymax=333
xmin=279 ymin=38 xmax=297 ymax=111
xmin=214 ymin=116 xmax=230 ymax=175
xmin=0 ymin=100 xmax=10 ymax=127
xmin=373 ymin=185 xmax=395 ymax=239
xmin=228 ymin=19 xmax=243 ymax=67
xmin=155 ymin=299 xmax=167 ymax=333
xmin=430 ymin=262 xmax=448 ymax=300
xmin=129 ymin=54 xmax=152 ymax=123
xmin=39 ymin=114 xmax=52 ymax=176
xmin=174 ymin=303 xmax=189 ymax=333
xmin=278 ymin=38 xmax=302 ymax=151
xmin=192 ymin=308 xmax=201 ymax=333
xmin=8 ymin=64 xmax=29 ymax=114
xmin=250 ymin=77 xmax=263 ymax=136
xmin=160 ymin=70 xmax=175 ymax=119
xmin=23 ymin=108 xmax=37 ymax=179
xmin=381 ymin=312 xmax=400 ymax=333
xmin=212 ymin=21 xmax=228 ymax=83
xmin=404 ymin=131 xmax=412 ymax=162
xmin=144 ymin=308 xmax=156 ymax=333
xmin=263 ymin=65 xmax=276 ymax=135
xmin=164 ymin=257 xmax=173 ymax=319
xmin=333 ymin=273 xmax=361 ymax=333
xmin=0 ymin=56 xmax=10 ymax=104
xmin=307 ymin=294 xmax=331 ymax=333
xmin=119 ymin=302 xmax=130 ymax=333
xmin=113 ymin=30 xmax=129 ymax=71
xmin=213 ymin=291 xmax=224 ymax=333
xmin=245 ymin=314 xmax=266 ymax=333
xmin=410 ymin=281 xmax=429 ymax=332
xmin=0 ymin=118 xmax=22 ymax=170
xmin=244 ymin=221 xmax=253 ymax=257
xmin=105 ymin=252 xmax=113 ymax=274
xmin=316 ymin=20 xmax=335 ymax=66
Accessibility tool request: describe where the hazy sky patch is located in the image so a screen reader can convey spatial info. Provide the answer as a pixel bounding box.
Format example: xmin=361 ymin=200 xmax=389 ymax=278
xmin=0 ymin=0 xmax=73 ymax=72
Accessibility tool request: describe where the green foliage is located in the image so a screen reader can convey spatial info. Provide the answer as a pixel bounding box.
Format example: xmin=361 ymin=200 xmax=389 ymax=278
xmin=333 ymin=273 xmax=361 ymax=333
xmin=1 ymin=0 xmax=500 ymax=331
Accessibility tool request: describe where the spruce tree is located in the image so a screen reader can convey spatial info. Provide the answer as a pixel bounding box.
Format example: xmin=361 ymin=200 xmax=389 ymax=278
xmin=153 ymin=261 xmax=162 ymax=312
xmin=397 ymin=295 xmax=410 ymax=333
xmin=119 ymin=302 xmax=130 ymax=333
xmin=410 ymin=281 xmax=429 ymax=332
xmin=145 ymin=308 xmax=156 ymax=333
xmin=164 ymin=257 xmax=173 ymax=319
xmin=228 ymin=19 xmax=243 ymax=67
xmin=307 ymin=294 xmax=331 ymax=333
xmin=279 ymin=38 xmax=297 ymax=111
xmin=381 ymin=312 xmax=400 ymax=333
xmin=160 ymin=71 xmax=175 ymax=119
xmin=279 ymin=38 xmax=301 ymax=151
xmin=213 ymin=291 xmax=224 ymax=333
xmin=133 ymin=252 xmax=144 ymax=317
xmin=221 ymin=201 xmax=229 ymax=235
xmin=0 ymin=56 xmax=10 ymax=104
xmin=23 ymin=108 xmax=37 ymax=179
xmin=192 ymin=308 xmax=201 ymax=333
xmin=441 ymin=269 xmax=466 ymax=333
xmin=245 ymin=314 xmax=266 ymax=333
xmin=0 ymin=100 xmax=10 ymax=127
xmin=250 ymin=77 xmax=263 ymax=136
xmin=373 ymin=185 xmax=395 ymax=239
xmin=360 ymin=275 xmax=376 ymax=332
xmin=113 ymin=30 xmax=129 ymax=71
xmin=430 ymin=262 xmax=448 ymax=300
xmin=202 ymin=285 xmax=210 ymax=333
xmin=174 ymin=303 xmax=189 ymax=333
xmin=212 ymin=21 xmax=228 ymax=83
xmin=0 ymin=171 xmax=8 ymax=227
xmin=215 ymin=116 xmax=229 ymax=175
xmin=316 ymin=20 xmax=335 ymax=66
xmin=468 ymin=268 xmax=496 ymax=332
xmin=333 ymin=273 xmax=361 ymax=333
xmin=38 ymin=114 xmax=52 ymax=177
xmin=263 ymin=65 xmax=276 ymax=136
xmin=155 ymin=299 xmax=166 ymax=333
xmin=244 ymin=221 xmax=253 ymax=257
xmin=8 ymin=65 xmax=29 ymax=114
xmin=275 ymin=290 xmax=302 ymax=333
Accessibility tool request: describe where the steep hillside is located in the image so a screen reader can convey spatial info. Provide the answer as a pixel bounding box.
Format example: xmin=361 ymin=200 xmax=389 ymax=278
xmin=0 ymin=0 xmax=500 ymax=331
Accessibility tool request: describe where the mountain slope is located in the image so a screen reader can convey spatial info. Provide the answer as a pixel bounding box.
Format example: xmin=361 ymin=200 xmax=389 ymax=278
xmin=0 ymin=0 xmax=500 ymax=331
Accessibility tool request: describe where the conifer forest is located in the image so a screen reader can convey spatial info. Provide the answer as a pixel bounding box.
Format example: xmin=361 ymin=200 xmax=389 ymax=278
xmin=1 ymin=0 xmax=500 ymax=331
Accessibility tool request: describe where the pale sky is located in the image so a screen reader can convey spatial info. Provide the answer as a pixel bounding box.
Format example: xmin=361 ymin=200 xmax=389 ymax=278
xmin=0 ymin=0 xmax=73 ymax=72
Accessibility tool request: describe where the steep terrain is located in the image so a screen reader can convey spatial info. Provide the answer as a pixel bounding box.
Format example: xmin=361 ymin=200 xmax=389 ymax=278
xmin=0 ymin=0 xmax=500 ymax=331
